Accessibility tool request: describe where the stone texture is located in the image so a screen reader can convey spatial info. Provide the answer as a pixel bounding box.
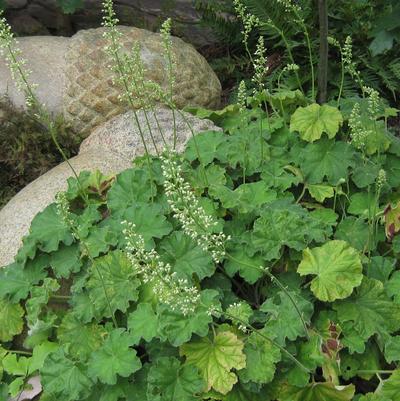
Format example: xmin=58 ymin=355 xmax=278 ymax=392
xmin=0 ymin=35 xmax=68 ymax=112
xmin=27 ymin=0 xmax=73 ymax=34
xmin=0 ymin=26 xmax=221 ymax=134
xmin=0 ymin=150 xmax=131 ymax=267
xmin=0 ymin=109 xmax=221 ymax=267
xmin=63 ymin=26 xmax=221 ymax=134
xmin=8 ymin=13 xmax=50 ymax=35
xmin=4 ymin=0 xmax=219 ymax=47
xmin=80 ymin=106 xmax=221 ymax=158
xmin=5 ymin=0 xmax=28 ymax=9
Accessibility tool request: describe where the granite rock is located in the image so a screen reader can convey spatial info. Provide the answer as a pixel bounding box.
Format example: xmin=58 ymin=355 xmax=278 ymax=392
xmin=80 ymin=106 xmax=220 ymax=159
xmin=63 ymin=26 xmax=221 ymax=134
xmin=0 ymin=35 xmax=69 ymax=112
xmin=0 ymin=150 xmax=131 ymax=267
xmin=8 ymin=13 xmax=50 ymax=35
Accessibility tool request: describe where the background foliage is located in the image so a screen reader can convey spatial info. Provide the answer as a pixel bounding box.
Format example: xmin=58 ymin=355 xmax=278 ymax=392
xmin=196 ymin=0 xmax=400 ymax=104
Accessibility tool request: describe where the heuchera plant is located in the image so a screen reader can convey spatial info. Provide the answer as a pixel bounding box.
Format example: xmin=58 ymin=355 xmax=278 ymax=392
xmin=1 ymin=0 xmax=400 ymax=400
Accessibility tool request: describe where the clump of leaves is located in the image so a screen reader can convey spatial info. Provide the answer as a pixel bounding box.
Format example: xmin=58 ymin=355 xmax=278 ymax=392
xmin=2 ymin=87 xmax=400 ymax=400
xmin=0 ymin=98 xmax=81 ymax=208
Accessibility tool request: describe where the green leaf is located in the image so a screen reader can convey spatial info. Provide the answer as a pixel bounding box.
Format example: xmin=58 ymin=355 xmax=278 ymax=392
xmin=0 ymin=257 xmax=48 ymax=302
xmin=128 ymin=303 xmax=158 ymax=345
xmin=186 ymin=164 xmax=226 ymax=195
xmin=366 ymin=256 xmax=395 ymax=284
xmin=369 ymin=30 xmax=395 ymax=56
xmin=41 ymin=348 xmax=94 ymax=401
xmin=29 ymin=204 xmax=74 ymax=253
xmin=159 ymin=231 xmax=215 ymax=281
xmin=84 ymin=226 xmax=118 ymax=258
xmin=310 ymin=208 xmax=338 ymax=229
xmin=215 ymin=129 xmax=267 ymax=174
xmin=0 ymin=299 xmax=24 ymax=341
xmin=184 ymin=130 xmax=226 ymax=165
xmin=57 ymin=313 xmax=106 ymax=360
xmin=352 ymin=162 xmax=380 ymax=188
xmin=146 ymin=340 xmax=180 ymax=363
xmin=334 ymin=217 xmax=370 ymax=252
xmin=26 ymin=278 xmax=60 ymax=326
xmin=88 ymin=328 xmax=141 ymax=385
xmin=334 ymin=277 xmax=400 ymax=348
xmin=147 ymin=357 xmax=204 ymax=401
xmin=386 ymin=271 xmax=400 ymax=303
xmin=261 ymin=290 xmax=313 ymax=343
xmin=107 ymin=168 xmax=156 ymax=212
xmin=29 ymin=341 xmax=59 ymax=373
xmin=184 ymin=104 xmax=239 ymax=126
xmin=238 ymin=331 xmax=281 ymax=384
xmin=288 ymin=335 xmax=325 ymax=385
xmin=122 ymin=203 xmax=172 ymax=248
xmin=86 ymin=250 xmax=141 ymax=319
xmin=180 ymin=330 xmax=246 ymax=395
xmin=261 ymin=160 xmax=301 ymax=192
xmin=2 ymin=353 xmax=29 ymax=376
xmin=298 ymin=240 xmax=363 ymax=302
xmin=299 ymin=139 xmax=354 ymax=185
xmin=50 ymin=243 xmax=82 ymax=278
xmin=0 ymin=385 xmax=8 ymax=401
xmin=14 ymin=235 xmax=38 ymax=265
xmin=0 ymin=346 xmax=7 ymax=380
xmin=348 ymin=192 xmax=378 ymax=219
xmin=380 ymin=369 xmax=400 ymax=400
xmin=85 ymin=380 xmax=129 ymax=401
xmin=340 ymin=344 xmax=381 ymax=381
xmin=226 ymin=302 xmax=252 ymax=327
xmin=286 ymin=382 xmax=355 ymax=401
xmin=215 ymin=383 xmax=274 ymax=401
xmin=263 ymin=89 xmax=306 ymax=111
xmin=290 ymin=104 xmax=343 ymax=142
xmin=307 ymin=184 xmax=335 ymax=203
xmin=70 ymin=292 xmax=97 ymax=324
xmin=8 ymin=377 xmax=25 ymax=397
xmin=72 ymin=204 xmax=102 ymax=239
xmin=384 ymin=154 xmax=400 ymax=188
xmin=385 ymin=336 xmax=400 ymax=363
xmin=223 ymin=245 xmax=264 ymax=284
xmin=158 ymin=290 xmax=219 ymax=346
xmin=361 ymin=121 xmax=391 ymax=156
xmin=214 ymin=181 xmax=277 ymax=214
xmin=24 ymin=314 xmax=57 ymax=349
xmin=202 ymin=273 xmax=238 ymax=309
xmin=252 ymin=200 xmax=331 ymax=260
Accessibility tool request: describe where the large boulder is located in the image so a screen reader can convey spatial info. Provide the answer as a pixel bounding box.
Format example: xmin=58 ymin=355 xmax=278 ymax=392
xmin=0 ymin=36 xmax=69 ymax=113
xmin=0 ymin=26 xmax=221 ymax=134
xmin=79 ymin=106 xmax=218 ymax=158
xmin=0 ymin=107 xmax=221 ymax=267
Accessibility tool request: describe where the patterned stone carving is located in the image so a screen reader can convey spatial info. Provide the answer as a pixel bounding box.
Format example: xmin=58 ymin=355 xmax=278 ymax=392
xmin=63 ymin=26 xmax=221 ymax=134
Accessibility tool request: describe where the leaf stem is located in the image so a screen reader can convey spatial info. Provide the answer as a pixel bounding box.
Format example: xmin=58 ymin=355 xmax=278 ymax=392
xmin=8 ymin=350 xmax=32 ymax=356
xmin=356 ymin=370 xmax=394 ymax=375
xmin=225 ymin=252 xmax=310 ymax=340
xmin=223 ymin=311 xmax=311 ymax=374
